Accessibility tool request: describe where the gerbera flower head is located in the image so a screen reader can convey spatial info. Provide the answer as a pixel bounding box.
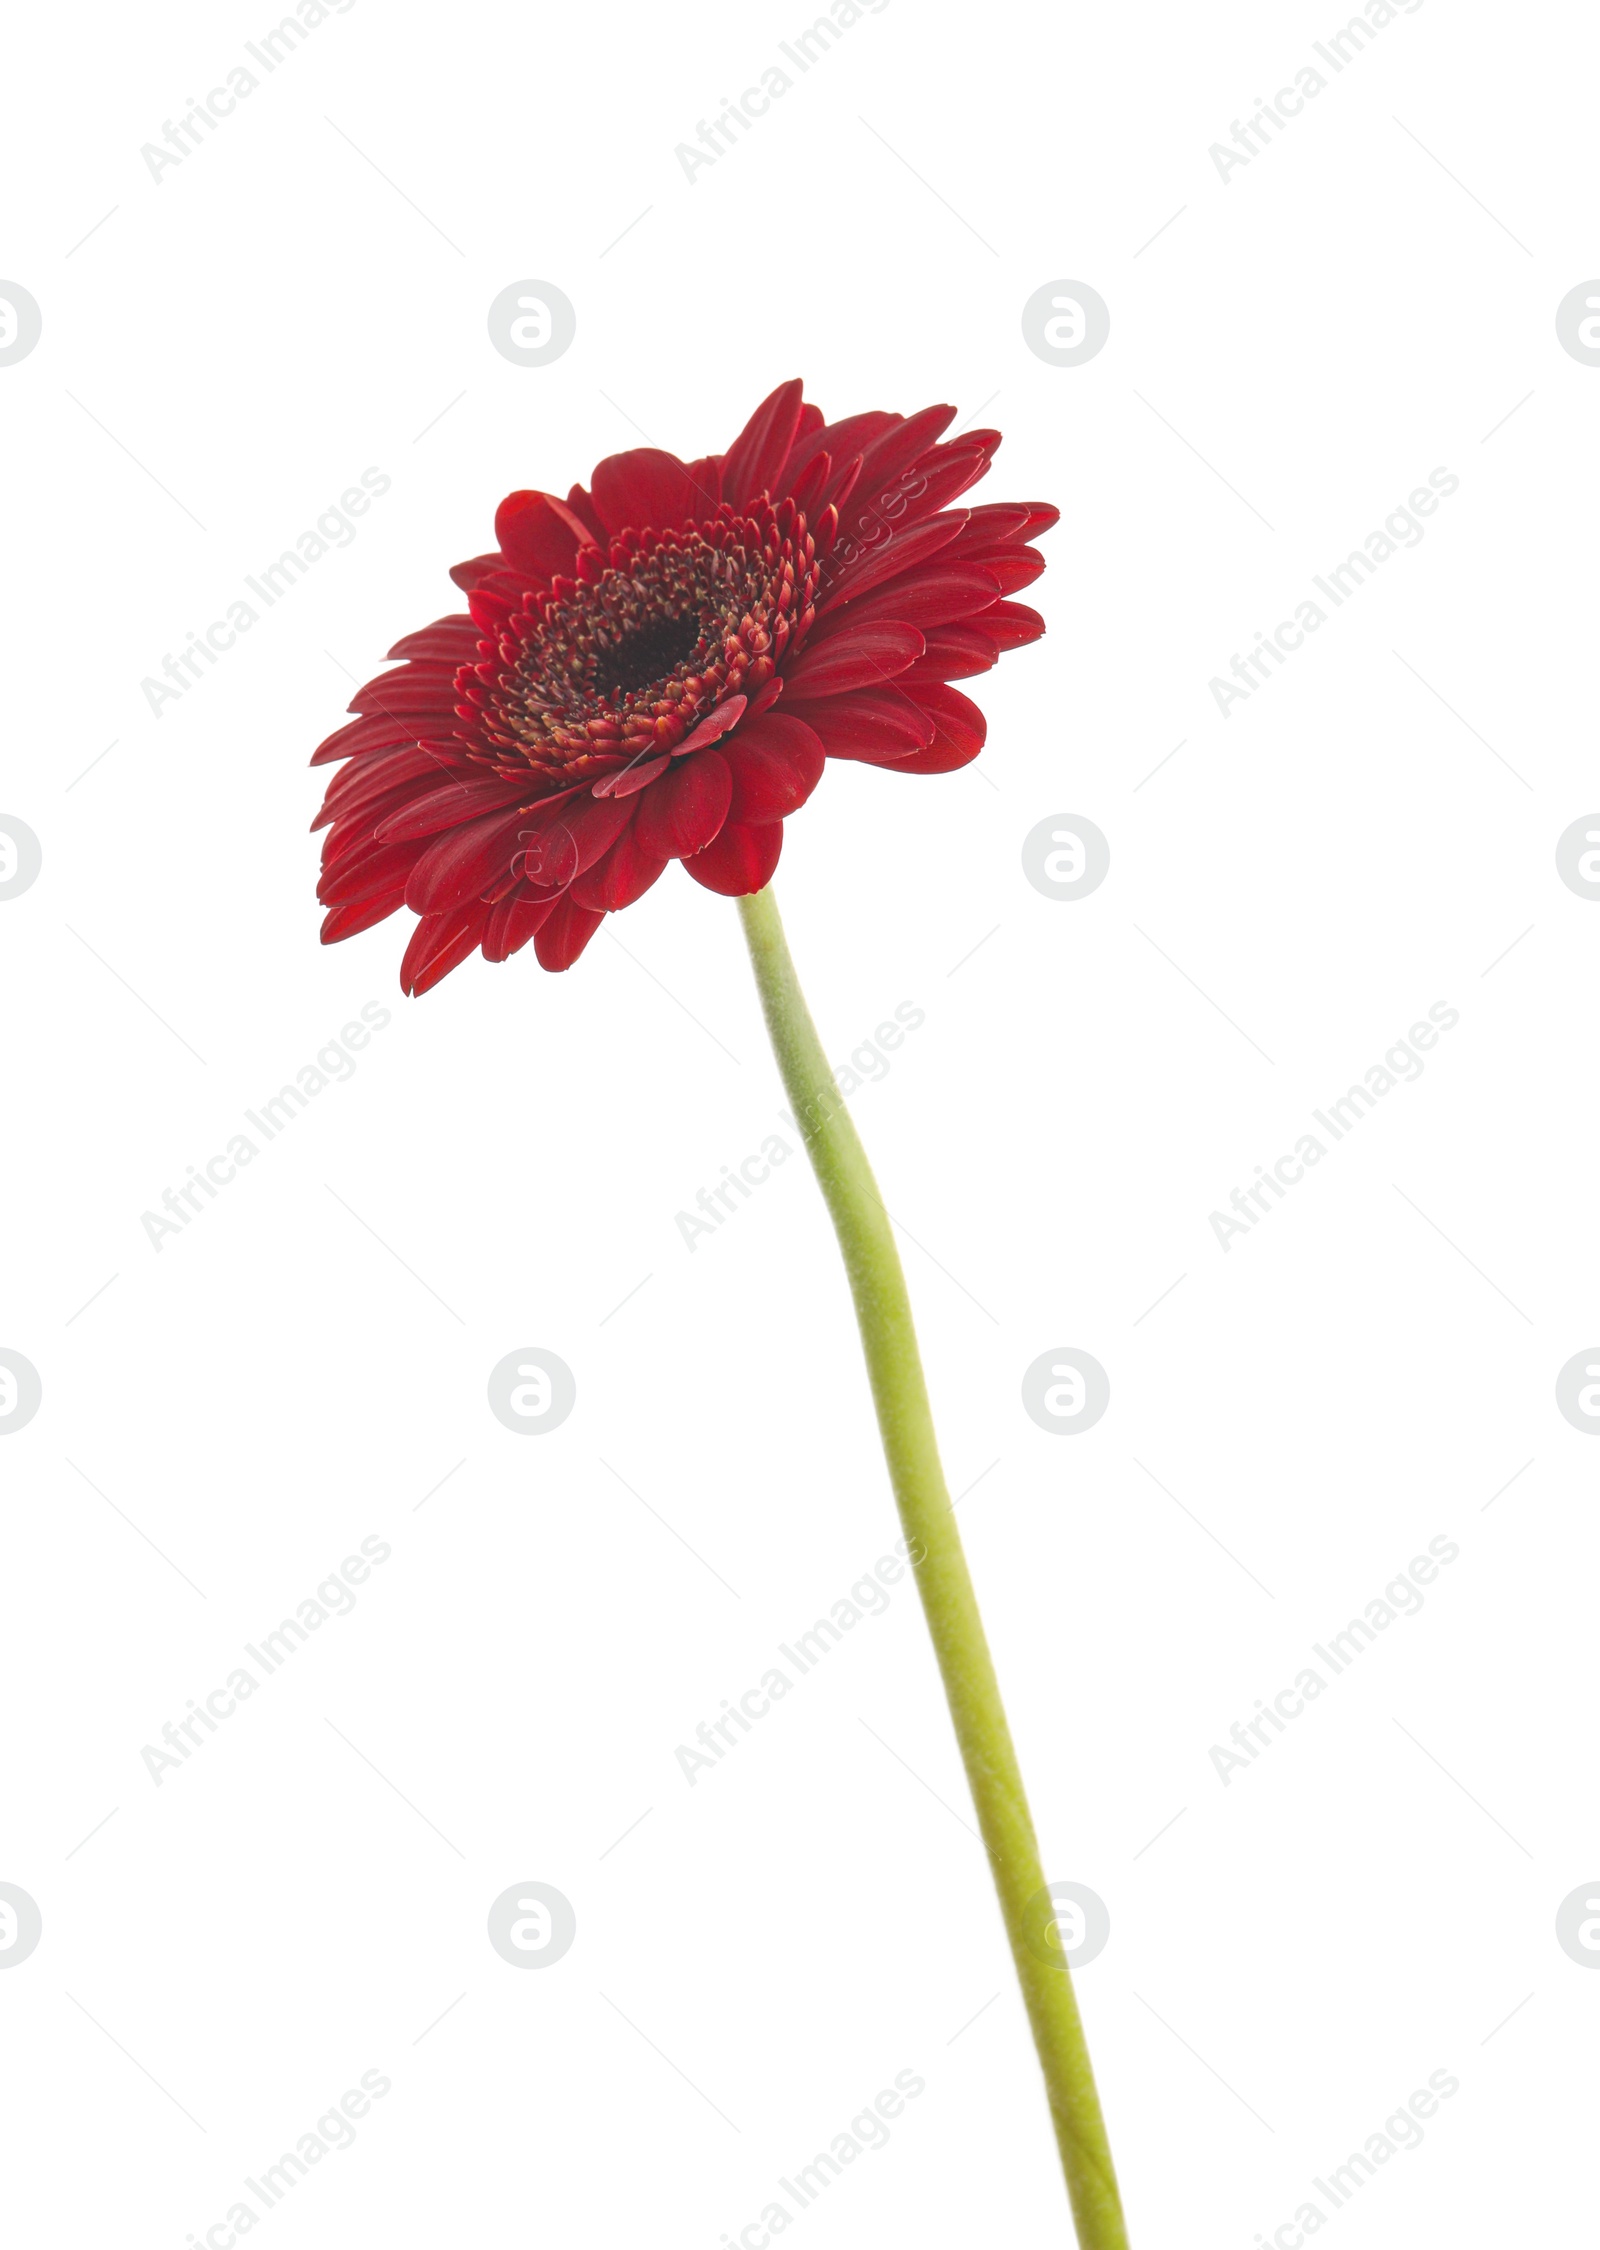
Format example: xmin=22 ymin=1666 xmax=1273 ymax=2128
xmin=311 ymin=379 xmax=1054 ymax=992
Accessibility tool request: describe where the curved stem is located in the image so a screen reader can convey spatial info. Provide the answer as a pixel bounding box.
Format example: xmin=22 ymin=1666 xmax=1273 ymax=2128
xmin=735 ymin=884 xmax=1128 ymax=2249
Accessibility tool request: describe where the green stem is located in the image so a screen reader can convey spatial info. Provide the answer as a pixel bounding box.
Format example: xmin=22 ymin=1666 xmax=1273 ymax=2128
xmin=735 ymin=884 xmax=1128 ymax=2249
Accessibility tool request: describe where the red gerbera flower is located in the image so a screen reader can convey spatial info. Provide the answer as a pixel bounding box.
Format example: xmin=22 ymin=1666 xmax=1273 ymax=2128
xmin=311 ymin=378 xmax=1054 ymax=993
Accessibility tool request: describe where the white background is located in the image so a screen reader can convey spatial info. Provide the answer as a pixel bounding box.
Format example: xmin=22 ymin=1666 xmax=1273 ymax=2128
xmin=2 ymin=1 xmax=1597 ymax=2243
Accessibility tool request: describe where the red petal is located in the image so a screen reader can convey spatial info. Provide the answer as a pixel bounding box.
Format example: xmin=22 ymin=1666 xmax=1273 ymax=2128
xmin=512 ymin=794 xmax=581 ymax=888
xmin=589 ymin=448 xmax=700 ymax=534
xmin=916 ymin=683 xmax=986 ymax=740
xmin=563 ymin=483 xmax=607 ymax=542
xmin=318 ymin=839 xmax=427 ymax=908
xmin=681 ymin=455 xmax=722 ymax=511
xmin=791 ymin=411 xmax=895 ymax=481
xmin=494 ymin=490 xmax=595 ymax=579
xmin=749 ymin=677 xmax=785 ymax=718
xmin=312 ymin=713 xmax=422 ymax=766
xmin=313 ymin=744 xmax=465 ymax=830
xmin=983 ymin=601 xmax=1045 ymax=650
xmin=346 ymin=669 xmax=458 ymax=716
xmin=682 ymin=818 xmax=784 ymax=896
xmin=386 ymin=617 xmax=478 ymax=661
xmin=784 ymin=450 xmax=832 ymax=516
xmin=780 ymin=688 xmax=935 ymax=761
xmin=591 ymin=753 xmax=670 ymax=800
xmin=321 ymin=781 xmax=439 ymax=859
xmin=895 ymin=742 xmax=981 ymax=778
xmin=781 ymin=623 xmax=924 ymax=699
xmin=374 ymin=778 xmax=539 ymax=844
xmin=719 ymin=379 xmax=806 ymax=508
xmin=569 ymin=823 xmax=669 ymax=912
xmin=816 ymin=510 xmax=969 ymax=612
xmin=887 ymin=737 xmax=986 ymax=776
xmin=810 ymin=415 xmax=903 ymax=507
xmin=517 ymin=791 xmax=636 ymax=889
xmin=449 ymin=552 xmax=505 ymax=593
xmin=631 ymin=751 xmax=732 ymax=861
xmin=897 ymin=437 xmax=999 ymax=519
xmin=959 ymin=544 xmax=1045 ymax=596
xmin=564 ymin=791 xmax=637 ymax=869
xmin=899 ymin=624 xmax=1000 ymax=683
xmin=482 ymin=886 xmax=557 ymax=963
xmin=405 ymin=804 xmax=538 ymax=915
xmin=321 ymin=892 xmax=407 ymax=943
xmin=534 ymin=893 xmax=605 ymax=971
xmin=839 ymin=686 xmax=985 ymax=771
xmin=401 ymin=904 xmax=490 ymax=996
xmin=315 ymin=744 xmax=444 ymax=810
xmin=721 ymin=715 xmax=826 ymax=824
xmin=839 ymin=408 xmax=958 ymax=526
xmin=883 ymin=683 xmax=989 ymax=773
xmin=807 ymin=565 xmax=1000 ymax=636
xmin=465 ymin=587 xmax=513 ymax=634
xmin=949 ymin=504 xmax=1038 ymax=548
xmin=675 ymin=693 xmax=747 ymax=755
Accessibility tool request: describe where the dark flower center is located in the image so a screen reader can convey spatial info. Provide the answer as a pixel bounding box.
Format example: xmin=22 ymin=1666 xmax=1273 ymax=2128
xmin=589 ymin=609 xmax=704 ymax=697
